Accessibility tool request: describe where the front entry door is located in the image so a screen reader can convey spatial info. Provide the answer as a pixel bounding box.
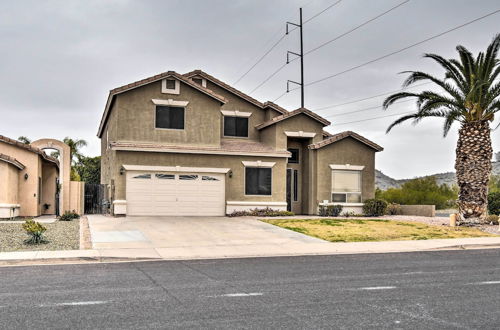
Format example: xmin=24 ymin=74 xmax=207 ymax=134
xmin=286 ymin=168 xmax=292 ymax=211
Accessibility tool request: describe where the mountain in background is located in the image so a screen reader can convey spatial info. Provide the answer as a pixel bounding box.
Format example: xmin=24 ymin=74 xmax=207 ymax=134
xmin=376 ymin=161 xmax=500 ymax=190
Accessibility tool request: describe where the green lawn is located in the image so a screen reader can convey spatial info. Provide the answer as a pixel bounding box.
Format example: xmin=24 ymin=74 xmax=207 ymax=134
xmin=262 ymin=218 xmax=494 ymax=242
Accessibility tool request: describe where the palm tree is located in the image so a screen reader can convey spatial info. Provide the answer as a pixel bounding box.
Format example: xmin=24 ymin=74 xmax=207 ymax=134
xmin=17 ymin=136 xmax=31 ymax=144
xmin=51 ymin=137 xmax=88 ymax=165
xmin=383 ymin=34 xmax=500 ymax=225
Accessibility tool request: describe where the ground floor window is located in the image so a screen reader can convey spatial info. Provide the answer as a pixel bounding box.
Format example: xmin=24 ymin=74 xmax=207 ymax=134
xmin=245 ymin=167 xmax=272 ymax=195
xmin=331 ymin=170 xmax=361 ymax=203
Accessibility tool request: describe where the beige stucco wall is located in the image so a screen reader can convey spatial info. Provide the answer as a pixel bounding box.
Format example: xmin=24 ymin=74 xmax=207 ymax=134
xmin=114 ymin=80 xmax=223 ymax=147
xmin=41 ymin=162 xmax=58 ymax=214
xmin=0 ymin=162 xmax=20 ymax=204
xmin=314 ymin=137 xmax=377 ymax=210
xmin=69 ymin=181 xmax=85 ymax=215
xmin=111 ymin=151 xmax=287 ymax=205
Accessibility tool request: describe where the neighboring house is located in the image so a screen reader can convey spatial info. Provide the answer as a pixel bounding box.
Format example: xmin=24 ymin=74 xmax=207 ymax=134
xmin=98 ymin=70 xmax=383 ymax=216
xmin=0 ymin=136 xmax=59 ymax=218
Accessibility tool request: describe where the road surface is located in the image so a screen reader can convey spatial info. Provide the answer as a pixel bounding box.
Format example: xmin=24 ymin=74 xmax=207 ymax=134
xmin=1 ymin=249 xmax=499 ymax=329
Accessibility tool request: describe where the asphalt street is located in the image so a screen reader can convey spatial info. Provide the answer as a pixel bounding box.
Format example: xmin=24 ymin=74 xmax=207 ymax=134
xmin=0 ymin=249 xmax=499 ymax=329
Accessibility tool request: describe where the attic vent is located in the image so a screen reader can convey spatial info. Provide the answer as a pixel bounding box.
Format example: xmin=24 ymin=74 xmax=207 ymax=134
xmin=191 ymin=77 xmax=207 ymax=87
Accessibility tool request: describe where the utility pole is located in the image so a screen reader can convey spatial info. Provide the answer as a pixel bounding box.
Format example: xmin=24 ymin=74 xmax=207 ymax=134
xmin=286 ymin=8 xmax=304 ymax=108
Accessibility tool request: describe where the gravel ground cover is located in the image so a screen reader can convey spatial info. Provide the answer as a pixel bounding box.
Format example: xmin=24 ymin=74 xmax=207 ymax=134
xmin=0 ymin=220 xmax=80 ymax=252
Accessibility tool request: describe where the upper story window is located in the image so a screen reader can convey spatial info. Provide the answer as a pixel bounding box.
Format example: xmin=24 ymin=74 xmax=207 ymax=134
xmin=155 ymin=106 xmax=184 ymax=130
xmin=224 ymin=116 xmax=248 ymax=137
xmin=288 ymin=148 xmax=299 ymax=163
xmin=161 ymin=78 xmax=180 ymax=94
xmin=331 ymin=170 xmax=361 ymax=203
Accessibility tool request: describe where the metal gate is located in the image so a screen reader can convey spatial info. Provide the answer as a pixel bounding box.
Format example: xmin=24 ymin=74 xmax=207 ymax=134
xmin=84 ymin=183 xmax=106 ymax=214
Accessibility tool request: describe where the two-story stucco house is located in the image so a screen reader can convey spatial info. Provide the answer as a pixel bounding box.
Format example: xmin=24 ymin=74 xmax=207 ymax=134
xmin=98 ymin=70 xmax=383 ymax=216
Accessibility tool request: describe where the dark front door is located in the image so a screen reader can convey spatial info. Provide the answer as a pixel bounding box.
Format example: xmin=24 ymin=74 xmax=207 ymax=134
xmin=286 ymin=169 xmax=292 ymax=211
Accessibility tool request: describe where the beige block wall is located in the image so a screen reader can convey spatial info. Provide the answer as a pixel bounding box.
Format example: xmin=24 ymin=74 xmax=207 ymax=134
xmin=114 ymin=80 xmax=223 ymax=146
xmin=0 ymin=162 xmax=19 ymax=204
xmin=315 ymin=137 xmax=377 ymax=210
xmin=69 ymin=181 xmax=85 ymax=215
xmin=111 ymin=151 xmax=287 ymax=204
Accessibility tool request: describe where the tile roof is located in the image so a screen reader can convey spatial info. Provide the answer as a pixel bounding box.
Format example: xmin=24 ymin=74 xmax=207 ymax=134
xmin=110 ymin=140 xmax=290 ymax=157
xmin=97 ymin=71 xmax=227 ymax=137
xmin=0 ymin=153 xmax=25 ymax=170
xmin=0 ymin=135 xmax=59 ymax=165
xmin=308 ymin=131 xmax=383 ymax=152
xmin=183 ymin=70 xmax=266 ymax=109
xmin=263 ymin=101 xmax=289 ymax=115
xmin=255 ymin=107 xmax=331 ymax=130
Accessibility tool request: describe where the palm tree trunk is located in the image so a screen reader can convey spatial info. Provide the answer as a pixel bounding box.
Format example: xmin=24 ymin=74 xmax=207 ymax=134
xmin=455 ymin=120 xmax=492 ymax=225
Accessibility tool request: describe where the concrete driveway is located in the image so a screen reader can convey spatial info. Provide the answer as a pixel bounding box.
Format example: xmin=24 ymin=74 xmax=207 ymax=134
xmin=86 ymin=215 xmax=328 ymax=259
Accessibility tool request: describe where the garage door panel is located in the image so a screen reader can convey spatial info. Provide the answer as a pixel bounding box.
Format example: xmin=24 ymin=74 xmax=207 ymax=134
xmin=126 ymin=170 xmax=226 ymax=216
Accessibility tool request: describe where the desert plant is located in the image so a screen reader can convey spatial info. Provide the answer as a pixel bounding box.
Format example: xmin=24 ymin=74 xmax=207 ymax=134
xmin=363 ymin=199 xmax=388 ymax=217
xmin=22 ymin=220 xmax=47 ymax=244
xmin=486 ymin=214 xmax=499 ymax=225
xmin=487 ymin=192 xmax=500 ymax=216
xmin=58 ymin=210 xmax=80 ymax=221
xmin=386 ymin=203 xmax=403 ymax=215
xmin=327 ymin=204 xmax=343 ymax=217
xmin=383 ymin=34 xmax=500 ymax=224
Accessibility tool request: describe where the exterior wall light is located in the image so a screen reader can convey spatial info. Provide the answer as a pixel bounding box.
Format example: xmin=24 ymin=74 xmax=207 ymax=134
xmin=24 ymin=173 xmax=29 ymax=180
xmin=228 ymin=170 xmax=233 ymax=178
xmin=119 ymin=167 xmax=125 ymax=175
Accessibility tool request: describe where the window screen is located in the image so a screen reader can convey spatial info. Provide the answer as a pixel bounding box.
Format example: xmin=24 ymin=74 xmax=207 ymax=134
xmin=332 ymin=171 xmax=360 ymax=192
xmin=165 ymin=79 xmax=176 ymax=89
xmin=245 ymin=167 xmax=271 ymax=195
xmin=224 ymin=116 xmax=248 ymax=137
xmin=155 ymin=106 xmax=184 ymax=129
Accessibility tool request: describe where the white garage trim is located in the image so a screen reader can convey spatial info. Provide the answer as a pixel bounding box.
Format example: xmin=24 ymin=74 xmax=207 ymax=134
xmin=122 ymin=164 xmax=230 ymax=173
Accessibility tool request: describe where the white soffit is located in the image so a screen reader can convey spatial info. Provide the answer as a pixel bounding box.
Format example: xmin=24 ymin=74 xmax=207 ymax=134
xmin=122 ymin=164 xmax=230 ymax=173
xmin=152 ymin=99 xmax=189 ymax=107
xmin=221 ymin=110 xmax=252 ymax=117
xmin=284 ymin=131 xmax=316 ymax=138
xmin=242 ymin=161 xmax=276 ymax=168
xmin=329 ymin=164 xmax=365 ymax=171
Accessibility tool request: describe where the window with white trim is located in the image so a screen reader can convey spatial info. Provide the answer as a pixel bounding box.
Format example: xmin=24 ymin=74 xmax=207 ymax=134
xmin=224 ymin=116 xmax=248 ymax=137
xmin=331 ymin=170 xmax=361 ymax=203
xmin=161 ymin=78 xmax=180 ymax=94
xmin=245 ymin=167 xmax=271 ymax=195
xmin=155 ymin=106 xmax=184 ymax=130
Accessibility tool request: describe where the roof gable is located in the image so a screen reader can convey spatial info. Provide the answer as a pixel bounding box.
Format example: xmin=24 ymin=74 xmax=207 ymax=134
xmin=0 ymin=136 xmax=59 ymax=165
xmin=308 ymin=131 xmax=383 ymax=152
xmin=97 ymin=71 xmax=227 ymax=137
xmin=183 ymin=70 xmax=266 ymax=110
xmin=255 ymin=108 xmax=331 ymax=130
xmin=0 ymin=153 xmax=25 ymax=170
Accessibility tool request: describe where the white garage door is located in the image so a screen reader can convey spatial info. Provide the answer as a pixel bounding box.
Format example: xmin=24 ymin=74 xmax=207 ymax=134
xmin=126 ymin=171 xmax=225 ymax=216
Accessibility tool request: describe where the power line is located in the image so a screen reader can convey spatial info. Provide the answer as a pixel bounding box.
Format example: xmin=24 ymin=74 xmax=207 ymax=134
xmin=304 ymin=7 xmax=500 ymax=88
xmin=303 ymin=0 xmax=342 ymax=24
xmin=323 ymin=99 xmax=414 ymax=119
xmin=250 ymin=0 xmax=407 ymax=95
xmin=232 ymin=0 xmax=339 ymax=86
xmin=313 ymin=82 xmax=431 ymax=111
xmin=332 ymin=111 xmax=413 ymax=126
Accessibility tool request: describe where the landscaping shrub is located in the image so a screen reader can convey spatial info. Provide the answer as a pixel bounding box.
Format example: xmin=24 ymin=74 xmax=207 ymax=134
xmin=228 ymin=207 xmax=294 ymax=217
xmin=486 ymin=214 xmax=499 ymax=225
xmin=341 ymin=211 xmax=355 ymax=218
xmin=386 ymin=203 xmax=402 ymax=215
xmin=318 ymin=205 xmax=328 ymax=217
xmin=363 ymin=199 xmax=388 ymax=217
xmin=22 ymin=219 xmax=47 ymax=244
xmin=58 ymin=210 xmax=80 ymax=221
xmin=487 ymin=192 xmax=500 ymax=215
xmin=376 ymin=176 xmax=458 ymax=209
xmin=327 ymin=205 xmax=343 ymax=217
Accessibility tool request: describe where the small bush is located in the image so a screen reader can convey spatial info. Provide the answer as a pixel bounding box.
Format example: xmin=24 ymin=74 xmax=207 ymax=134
xmin=22 ymin=219 xmax=47 ymax=244
xmin=318 ymin=205 xmax=328 ymax=217
xmin=228 ymin=207 xmax=294 ymax=217
xmin=386 ymin=203 xmax=402 ymax=215
xmin=58 ymin=210 xmax=80 ymax=221
xmin=487 ymin=192 xmax=500 ymax=215
xmin=363 ymin=199 xmax=388 ymax=217
xmin=341 ymin=211 xmax=355 ymax=218
xmin=486 ymin=214 xmax=499 ymax=225
xmin=327 ymin=205 xmax=343 ymax=217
